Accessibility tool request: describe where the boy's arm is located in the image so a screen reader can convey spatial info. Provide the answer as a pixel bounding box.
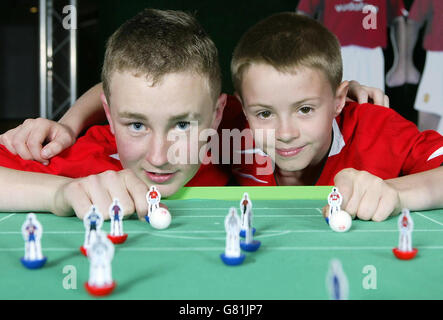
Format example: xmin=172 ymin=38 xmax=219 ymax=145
xmin=58 ymin=83 xmax=106 ymax=138
xmin=0 ymin=83 xmax=106 ymax=163
xmin=0 ymin=167 xmax=149 ymax=220
xmin=323 ymin=167 xmax=443 ymax=222
xmin=0 ymin=166 xmax=71 ymax=215
xmin=386 ymin=166 xmax=443 ymax=211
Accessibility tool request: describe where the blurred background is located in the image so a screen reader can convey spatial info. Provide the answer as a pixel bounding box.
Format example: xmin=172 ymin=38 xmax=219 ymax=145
xmin=0 ymin=0 xmax=427 ymax=133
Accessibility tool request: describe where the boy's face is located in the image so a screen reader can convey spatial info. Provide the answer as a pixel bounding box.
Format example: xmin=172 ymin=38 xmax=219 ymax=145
xmin=103 ymin=71 xmax=224 ymax=197
xmin=239 ymin=63 xmax=347 ymax=174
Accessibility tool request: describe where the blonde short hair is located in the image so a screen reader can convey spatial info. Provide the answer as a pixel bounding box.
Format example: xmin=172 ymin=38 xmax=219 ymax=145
xmin=231 ymin=12 xmax=342 ymax=94
xmin=102 ymin=9 xmax=221 ymax=102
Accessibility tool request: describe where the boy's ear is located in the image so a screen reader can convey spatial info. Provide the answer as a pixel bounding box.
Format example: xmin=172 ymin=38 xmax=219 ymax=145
xmin=101 ymin=93 xmax=115 ymax=135
xmin=334 ymin=81 xmax=349 ymax=116
xmin=211 ymin=93 xmax=227 ymax=130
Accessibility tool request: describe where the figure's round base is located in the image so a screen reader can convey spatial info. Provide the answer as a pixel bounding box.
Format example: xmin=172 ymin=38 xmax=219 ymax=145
xmin=240 ymin=228 xmax=256 ymax=238
xmin=20 ymin=257 xmax=47 ymax=269
xmin=107 ymin=234 xmax=128 ymax=244
xmin=393 ymin=248 xmax=418 ymax=260
xmin=80 ymin=246 xmax=88 ymax=257
xmin=84 ymin=281 xmax=116 ymax=297
xmin=220 ymin=253 xmax=246 ymax=266
xmin=240 ymin=240 xmax=261 ymax=252
xmin=145 ymin=216 xmax=150 ymax=223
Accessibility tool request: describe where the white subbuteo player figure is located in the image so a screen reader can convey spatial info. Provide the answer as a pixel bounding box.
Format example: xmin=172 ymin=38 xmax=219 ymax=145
xmin=85 ymin=231 xmax=116 ymax=296
xmin=81 ymin=206 xmax=104 ymax=256
xmin=109 ymin=199 xmax=124 ymax=237
xmin=393 ymin=208 xmax=418 ymax=260
xmin=21 ymin=213 xmax=44 ymax=262
xmin=398 ymin=208 xmax=414 ymax=252
xmin=328 ymin=187 xmax=342 ymax=220
xmin=220 ymin=208 xmax=245 ymax=266
xmin=225 ymin=208 xmax=242 ymax=258
xmin=146 ymin=186 xmax=161 ymax=218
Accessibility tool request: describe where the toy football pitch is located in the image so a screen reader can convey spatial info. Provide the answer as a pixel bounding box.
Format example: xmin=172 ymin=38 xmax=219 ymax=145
xmin=1 ymin=186 xmax=443 ymax=300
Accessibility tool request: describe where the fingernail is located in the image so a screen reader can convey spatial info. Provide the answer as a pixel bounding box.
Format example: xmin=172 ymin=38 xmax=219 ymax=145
xmin=42 ymin=149 xmax=51 ymax=158
xmin=43 ymin=161 xmax=49 ymax=166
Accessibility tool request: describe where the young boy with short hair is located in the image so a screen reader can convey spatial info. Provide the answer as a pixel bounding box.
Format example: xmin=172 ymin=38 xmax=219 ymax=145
xmin=0 ymin=9 xmax=229 ymax=219
xmin=229 ymin=12 xmax=443 ymax=221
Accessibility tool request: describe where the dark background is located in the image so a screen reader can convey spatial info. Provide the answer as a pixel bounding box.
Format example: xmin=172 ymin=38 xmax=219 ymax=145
xmin=0 ymin=0 xmax=425 ymax=133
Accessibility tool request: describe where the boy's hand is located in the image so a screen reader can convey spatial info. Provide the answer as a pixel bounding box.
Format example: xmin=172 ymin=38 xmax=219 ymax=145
xmin=347 ymin=80 xmax=390 ymax=107
xmin=53 ymin=169 xmax=149 ymax=221
xmin=0 ymin=118 xmax=76 ymax=165
xmin=322 ymin=168 xmax=402 ymax=222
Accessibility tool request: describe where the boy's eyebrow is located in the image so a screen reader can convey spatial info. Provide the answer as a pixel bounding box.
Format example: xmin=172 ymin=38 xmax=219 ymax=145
xmin=118 ymin=111 xmax=148 ymax=120
xmin=169 ymin=112 xmax=202 ymax=121
xmin=117 ymin=111 xmax=202 ymax=121
xmin=247 ymin=97 xmax=320 ymax=108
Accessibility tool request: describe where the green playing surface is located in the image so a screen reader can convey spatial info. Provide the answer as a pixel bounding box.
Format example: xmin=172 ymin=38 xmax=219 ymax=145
xmin=1 ymin=186 xmax=443 ymax=300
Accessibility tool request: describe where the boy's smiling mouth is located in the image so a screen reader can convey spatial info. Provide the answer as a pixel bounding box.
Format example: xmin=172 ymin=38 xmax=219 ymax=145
xmin=145 ymin=171 xmax=177 ymax=183
xmin=275 ymin=145 xmax=306 ymax=157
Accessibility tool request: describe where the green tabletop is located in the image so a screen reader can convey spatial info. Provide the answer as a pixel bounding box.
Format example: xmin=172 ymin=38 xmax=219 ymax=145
xmin=1 ymin=186 xmax=442 ymax=300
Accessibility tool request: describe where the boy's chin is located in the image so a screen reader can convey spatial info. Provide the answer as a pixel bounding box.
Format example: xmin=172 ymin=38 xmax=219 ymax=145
xmin=274 ymin=159 xmax=310 ymax=173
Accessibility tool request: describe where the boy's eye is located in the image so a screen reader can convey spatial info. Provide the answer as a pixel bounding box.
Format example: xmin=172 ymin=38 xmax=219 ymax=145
xmin=175 ymin=121 xmax=191 ymax=131
xmin=257 ymin=110 xmax=272 ymax=119
xmin=298 ymin=106 xmax=313 ymax=115
xmin=129 ymin=122 xmax=145 ymax=131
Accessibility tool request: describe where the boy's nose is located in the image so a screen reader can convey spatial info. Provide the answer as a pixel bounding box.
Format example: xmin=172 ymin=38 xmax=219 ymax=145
xmin=145 ymin=134 xmax=170 ymax=168
xmin=276 ymin=118 xmax=300 ymax=143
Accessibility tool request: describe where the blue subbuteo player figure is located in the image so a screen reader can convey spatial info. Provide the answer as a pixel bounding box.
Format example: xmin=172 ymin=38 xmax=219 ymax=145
xmin=20 ymin=213 xmax=47 ymax=269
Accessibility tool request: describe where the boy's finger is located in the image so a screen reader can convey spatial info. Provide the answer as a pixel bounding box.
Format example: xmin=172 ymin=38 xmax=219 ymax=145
xmin=41 ymin=140 xmax=66 ymax=159
xmin=66 ymin=186 xmax=94 ymax=220
xmin=322 ymin=205 xmax=329 ymax=218
xmin=0 ymin=131 xmax=18 ymax=155
xmin=341 ymin=182 xmax=362 ymax=219
xmin=356 ymin=90 xmax=369 ymax=104
xmin=370 ymin=89 xmax=385 ymax=107
xmin=383 ymin=95 xmax=390 ymax=108
xmin=371 ymin=195 xmax=396 ymax=222
xmin=124 ymin=172 xmax=149 ymax=220
xmin=27 ymin=127 xmax=52 ymax=164
xmin=372 ymin=187 xmax=401 ymax=222
xmin=13 ymin=138 xmax=33 ymax=161
xmin=356 ymin=188 xmax=380 ymax=221
xmin=333 ymin=170 xmax=355 ymax=215
xmin=9 ymin=126 xmax=34 ymax=160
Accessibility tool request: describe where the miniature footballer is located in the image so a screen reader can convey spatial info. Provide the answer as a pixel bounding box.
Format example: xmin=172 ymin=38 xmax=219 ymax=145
xmin=240 ymin=192 xmax=256 ymax=237
xmin=326 ymin=259 xmax=349 ymax=300
xmin=84 ymin=230 xmax=116 ymax=297
xmin=146 ymin=186 xmax=161 ymax=224
xmin=393 ymin=208 xmax=418 ymax=260
xmin=326 ymin=187 xmax=342 ymax=225
xmin=80 ymin=206 xmax=104 ymax=257
xmin=240 ymin=202 xmax=261 ymax=252
xmin=327 ymin=187 xmax=352 ymax=232
xmin=107 ymin=199 xmax=128 ymax=244
xmin=20 ymin=213 xmax=47 ymax=269
xmin=220 ymin=207 xmax=246 ymax=266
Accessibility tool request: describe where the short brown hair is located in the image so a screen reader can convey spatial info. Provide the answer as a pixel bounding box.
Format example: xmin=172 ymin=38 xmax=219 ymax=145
xmin=102 ymin=9 xmax=221 ymax=102
xmin=231 ymin=12 xmax=342 ymax=94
